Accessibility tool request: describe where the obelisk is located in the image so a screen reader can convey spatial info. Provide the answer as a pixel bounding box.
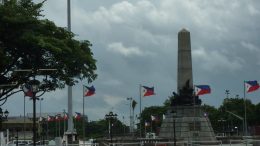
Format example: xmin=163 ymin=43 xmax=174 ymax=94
xmin=159 ymin=28 xmax=216 ymax=143
xmin=177 ymin=28 xmax=193 ymax=94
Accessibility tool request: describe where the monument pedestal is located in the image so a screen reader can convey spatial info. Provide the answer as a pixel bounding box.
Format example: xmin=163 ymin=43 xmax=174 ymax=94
xmin=159 ymin=105 xmax=216 ymax=142
xmin=63 ymin=130 xmax=77 ymax=144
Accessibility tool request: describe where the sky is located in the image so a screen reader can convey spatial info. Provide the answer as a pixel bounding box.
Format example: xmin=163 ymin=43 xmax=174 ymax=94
xmin=3 ymin=0 xmax=260 ymax=125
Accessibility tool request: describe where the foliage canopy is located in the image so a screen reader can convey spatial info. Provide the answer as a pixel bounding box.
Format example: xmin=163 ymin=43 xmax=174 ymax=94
xmin=0 ymin=0 xmax=97 ymax=104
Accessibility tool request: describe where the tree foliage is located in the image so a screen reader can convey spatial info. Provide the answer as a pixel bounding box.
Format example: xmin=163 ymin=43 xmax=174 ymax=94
xmin=0 ymin=0 xmax=97 ymax=104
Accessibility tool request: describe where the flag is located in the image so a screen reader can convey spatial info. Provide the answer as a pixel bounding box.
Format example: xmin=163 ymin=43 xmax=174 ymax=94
xmin=84 ymin=85 xmax=95 ymax=96
xmin=145 ymin=121 xmax=150 ymax=127
xmin=151 ymin=115 xmax=159 ymax=121
xmin=163 ymin=114 xmax=166 ymax=120
xmin=194 ymin=85 xmax=211 ymax=96
xmin=245 ymin=80 xmax=260 ymax=93
xmin=47 ymin=115 xmax=54 ymax=122
xmin=63 ymin=113 xmax=68 ymax=120
xmin=142 ymin=86 xmax=155 ymax=97
xmin=55 ymin=114 xmax=61 ymax=122
xmin=74 ymin=112 xmax=81 ymax=120
xmin=22 ymin=84 xmax=33 ymax=97
xmin=151 ymin=115 xmax=156 ymax=121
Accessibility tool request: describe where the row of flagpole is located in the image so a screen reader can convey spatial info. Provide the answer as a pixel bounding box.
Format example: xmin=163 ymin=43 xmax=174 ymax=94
xmin=22 ymin=80 xmax=260 ymax=137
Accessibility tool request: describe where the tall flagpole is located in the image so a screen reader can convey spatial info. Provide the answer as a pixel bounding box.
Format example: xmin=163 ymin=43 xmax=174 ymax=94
xmin=139 ymin=84 xmax=142 ymax=138
xmin=244 ymin=81 xmax=247 ymax=136
xmin=83 ymin=86 xmax=86 ymax=145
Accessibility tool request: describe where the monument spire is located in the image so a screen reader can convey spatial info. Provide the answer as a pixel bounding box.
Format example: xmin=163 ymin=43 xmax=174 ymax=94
xmin=177 ymin=28 xmax=193 ymax=94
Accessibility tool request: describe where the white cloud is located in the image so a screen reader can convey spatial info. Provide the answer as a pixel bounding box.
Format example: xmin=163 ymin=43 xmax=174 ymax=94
xmin=107 ymin=42 xmax=143 ymax=57
xmin=103 ymin=94 xmax=125 ymax=107
xmin=248 ymin=4 xmax=260 ymax=15
xmin=241 ymin=41 xmax=259 ymax=52
xmin=193 ymin=47 xmax=244 ymax=72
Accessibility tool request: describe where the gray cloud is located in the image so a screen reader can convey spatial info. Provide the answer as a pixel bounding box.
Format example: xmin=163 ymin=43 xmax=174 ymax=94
xmin=5 ymin=0 xmax=260 ymax=124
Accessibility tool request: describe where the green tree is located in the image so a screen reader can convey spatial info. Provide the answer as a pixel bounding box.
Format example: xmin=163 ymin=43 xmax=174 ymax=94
xmin=0 ymin=0 xmax=97 ymax=104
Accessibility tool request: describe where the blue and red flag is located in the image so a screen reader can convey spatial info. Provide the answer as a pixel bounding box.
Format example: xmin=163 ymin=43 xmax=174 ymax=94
xmin=84 ymin=85 xmax=95 ymax=96
xmin=63 ymin=113 xmax=68 ymax=120
xmin=74 ymin=112 xmax=81 ymax=120
xmin=142 ymin=86 xmax=155 ymax=97
xmin=22 ymin=84 xmax=33 ymax=97
xmin=245 ymin=80 xmax=260 ymax=93
xmin=145 ymin=121 xmax=150 ymax=127
xmin=47 ymin=115 xmax=54 ymax=122
xmin=194 ymin=85 xmax=211 ymax=96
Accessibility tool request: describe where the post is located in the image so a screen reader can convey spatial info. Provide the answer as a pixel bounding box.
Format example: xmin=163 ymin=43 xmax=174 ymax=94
xmin=108 ymin=120 xmax=111 ymax=143
xmin=173 ymin=118 xmax=176 ymax=146
xmin=24 ymin=96 xmax=26 ymax=141
xmin=83 ymin=95 xmax=85 ymax=145
xmin=139 ymin=84 xmax=142 ymax=138
xmin=33 ymin=93 xmax=36 ymax=146
xmin=244 ymin=81 xmax=247 ymax=136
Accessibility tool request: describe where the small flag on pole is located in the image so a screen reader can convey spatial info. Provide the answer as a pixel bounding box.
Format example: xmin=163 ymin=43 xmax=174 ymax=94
xmin=63 ymin=113 xmax=68 ymax=120
xmin=55 ymin=114 xmax=61 ymax=122
xmin=145 ymin=121 xmax=150 ymax=127
xmin=74 ymin=112 xmax=81 ymax=120
xmin=22 ymin=84 xmax=33 ymax=97
xmin=163 ymin=114 xmax=166 ymax=120
xmin=84 ymin=85 xmax=95 ymax=96
xmin=194 ymin=85 xmax=211 ymax=96
xmin=245 ymin=80 xmax=260 ymax=93
xmin=142 ymin=86 xmax=155 ymax=97
xmin=47 ymin=115 xmax=54 ymax=122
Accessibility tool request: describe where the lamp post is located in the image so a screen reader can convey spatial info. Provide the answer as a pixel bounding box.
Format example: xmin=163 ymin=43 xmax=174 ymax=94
xmin=39 ymin=98 xmax=43 ymax=118
xmin=22 ymin=79 xmax=40 ymax=146
xmin=127 ymin=97 xmax=132 ymax=134
xmin=105 ymin=111 xmax=117 ymax=145
xmin=0 ymin=108 xmax=9 ymax=131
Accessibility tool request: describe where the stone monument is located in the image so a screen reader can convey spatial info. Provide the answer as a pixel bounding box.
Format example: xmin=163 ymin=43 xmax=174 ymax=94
xmin=159 ymin=29 xmax=216 ymax=142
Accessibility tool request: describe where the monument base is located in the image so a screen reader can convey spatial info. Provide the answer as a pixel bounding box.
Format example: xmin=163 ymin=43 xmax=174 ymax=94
xmin=63 ymin=130 xmax=77 ymax=144
xmin=159 ymin=105 xmax=216 ymax=142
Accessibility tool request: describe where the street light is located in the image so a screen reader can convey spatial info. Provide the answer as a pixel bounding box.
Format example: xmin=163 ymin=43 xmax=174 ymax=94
xmin=126 ymin=97 xmax=132 ymax=134
xmin=22 ymin=79 xmax=40 ymax=146
xmin=105 ymin=111 xmax=117 ymax=145
xmin=0 ymin=108 xmax=9 ymax=131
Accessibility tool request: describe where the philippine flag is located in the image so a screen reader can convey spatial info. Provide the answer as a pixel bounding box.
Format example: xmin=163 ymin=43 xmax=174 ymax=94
xmin=22 ymin=84 xmax=33 ymax=97
xmin=245 ymin=80 xmax=260 ymax=93
xmin=84 ymin=85 xmax=95 ymax=96
xmin=195 ymin=85 xmax=211 ymax=96
xmin=142 ymin=86 xmax=155 ymax=97
xmin=47 ymin=115 xmax=54 ymax=122
xmin=145 ymin=121 xmax=150 ymax=127
xmin=74 ymin=112 xmax=81 ymax=120
xmin=63 ymin=113 xmax=68 ymax=120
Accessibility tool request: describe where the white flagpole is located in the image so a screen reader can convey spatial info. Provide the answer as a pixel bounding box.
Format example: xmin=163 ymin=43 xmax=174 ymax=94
xmin=193 ymin=85 xmax=196 ymax=131
xmin=244 ymin=81 xmax=247 ymax=136
xmin=83 ymin=85 xmax=86 ymax=145
xmin=139 ymin=84 xmax=142 ymax=138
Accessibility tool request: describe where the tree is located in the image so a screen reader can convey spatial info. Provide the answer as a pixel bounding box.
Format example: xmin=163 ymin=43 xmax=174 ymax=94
xmin=0 ymin=0 xmax=97 ymax=104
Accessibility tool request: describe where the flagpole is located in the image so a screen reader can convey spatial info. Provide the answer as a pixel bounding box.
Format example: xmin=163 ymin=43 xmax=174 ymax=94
xmin=244 ymin=81 xmax=247 ymax=136
xmin=144 ymin=121 xmax=146 ymax=136
xmin=193 ymin=85 xmax=196 ymax=131
xmin=83 ymin=85 xmax=86 ymax=145
xmin=139 ymin=84 xmax=142 ymax=138
xmin=151 ymin=118 xmax=153 ymax=133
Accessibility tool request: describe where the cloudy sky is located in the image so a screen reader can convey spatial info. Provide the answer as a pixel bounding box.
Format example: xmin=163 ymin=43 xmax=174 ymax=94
xmin=3 ymin=0 xmax=260 ymax=125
